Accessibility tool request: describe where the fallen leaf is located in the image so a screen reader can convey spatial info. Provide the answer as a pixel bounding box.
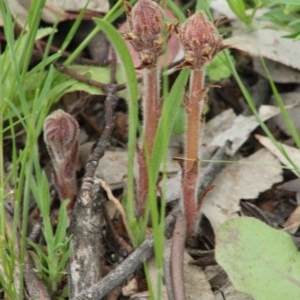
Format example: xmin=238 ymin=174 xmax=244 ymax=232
xmin=215 ymin=282 xmax=254 ymax=300
xmin=211 ymin=0 xmax=300 ymax=70
xmin=56 ymin=0 xmax=109 ymax=13
xmin=204 ymin=105 xmax=280 ymax=155
xmin=270 ymin=90 xmax=300 ymax=137
xmin=122 ymin=277 xmax=138 ymax=297
xmin=255 ymin=134 xmax=300 ymax=172
xmin=253 ymin=58 xmax=300 ymax=84
xmin=0 ymin=0 xmax=109 ymax=27
xmin=202 ymin=148 xmax=282 ymax=232
xmin=256 ymin=135 xmax=300 ymax=233
xmin=95 ymin=150 xmax=129 ymax=186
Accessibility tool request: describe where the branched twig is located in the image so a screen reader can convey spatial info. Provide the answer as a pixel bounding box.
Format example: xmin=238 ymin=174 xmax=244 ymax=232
xmin=75 ymin=237 xmax=154 ymax=300
xmin=79 ymin=66 xmax=118 ymax=205
xmin=68 ymin=51 xmax=119 ymax=298
xmin=72 ymin=208 xmax=178 ymax=300
xmin=56 ymin=64 xmax=130 ymax=92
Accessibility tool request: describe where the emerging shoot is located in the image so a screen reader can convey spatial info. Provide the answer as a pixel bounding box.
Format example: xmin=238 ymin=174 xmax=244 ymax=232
xmin=43 ymin=109 xmax=79 ymax=210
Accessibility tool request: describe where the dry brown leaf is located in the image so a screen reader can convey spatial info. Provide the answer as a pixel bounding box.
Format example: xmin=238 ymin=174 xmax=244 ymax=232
xmin=204 ymin=106 xmax=281 ymax=155
xmin=95 ymin=150 xmax=129 ymax=186
xmin=256 ymin=134 xmax=300 ymax=233
xmin=215 ymin=282 xmax=254 ymax=300
xmin=255 ymin=134 xmax=300 ymax=171
xmin=202 ymin=148 xmax=282 ymax=232
xmin=211 ymin=0 xmax=300 ymax=71
xmin=270 ymin=90 xmax=300 ymax=137
xmin=0 ymin=0 xmax=109 ymax=27
xmin=253 ymin=58 xmax=300 ymax=84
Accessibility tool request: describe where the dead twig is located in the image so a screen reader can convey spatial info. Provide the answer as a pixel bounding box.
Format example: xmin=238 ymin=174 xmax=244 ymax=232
xmin=55 ymin=64 xmax=128 ymax=92
xmin=171 ymin=212 xmax=187 ymax=300
xmin=73 ymin=207 xmax=178 ymax=300
xmin=164 ymin=238 xmax=175 ymax=300
xmin=68 ymin=51 xmax=119 ymax=298
xmin=74 ymin=237 xmax=154 ymax=300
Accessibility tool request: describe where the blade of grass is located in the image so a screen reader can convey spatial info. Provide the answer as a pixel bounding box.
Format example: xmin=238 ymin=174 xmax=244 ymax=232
xmin=260 ymin=57 xmax=300 ymax=149
xmin=226 ymin=50 xmax=300 ymax=176
xmin=93 ymin=18 xmax=139 ymax=241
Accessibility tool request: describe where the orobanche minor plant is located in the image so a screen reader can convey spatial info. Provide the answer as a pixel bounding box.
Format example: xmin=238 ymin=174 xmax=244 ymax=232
xmin=178 ymin=12 xmax=224 ymax=243
xmin=125 ymin=0 xmax=165 ymax=217
xmin=125 ymin=0 xmax=225 ymax=244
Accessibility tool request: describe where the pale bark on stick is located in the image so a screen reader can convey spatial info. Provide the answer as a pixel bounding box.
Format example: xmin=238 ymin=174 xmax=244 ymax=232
xmin=68 ymin=182 xmax=105 ymax=298
xmin=74 ymin=237 xmax=154 ymax=300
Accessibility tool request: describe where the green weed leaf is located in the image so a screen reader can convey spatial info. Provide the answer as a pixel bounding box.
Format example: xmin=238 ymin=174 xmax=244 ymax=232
xmin=93 ymin=17 xmax=139 ymax=243
xmin=207 ymin=52 xmax=235 ymax=82
xmin=54 ymin=64 xmax=129 ymax=98
xmin=215 ymin=217 xmax=300 ymax=300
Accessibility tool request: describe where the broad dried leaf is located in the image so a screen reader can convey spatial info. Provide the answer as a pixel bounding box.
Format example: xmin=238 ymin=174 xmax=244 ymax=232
xmin=253 ymin=58 xmax=300 ymax=84
xmin=0 ymin=0 xmax=109 ymax=26
xmin=56 ymin=0 xmax=109 ymax=13
xmin=204 ymin=106 xmax=280 ymax=155
xmin=95 ymin=150 xmax=128 ymax=185
xmin=256 ymin=134 xmax=300 ymax=171
xmin=212 ymin=0 xmax=300 ymax=71
xmin=269 ymin=91 xmax=300 ymax=137
xmin=202 ymin=149 xmax=282 ymax=232
xmin=216 ymin=217 xmax=300 ymax=300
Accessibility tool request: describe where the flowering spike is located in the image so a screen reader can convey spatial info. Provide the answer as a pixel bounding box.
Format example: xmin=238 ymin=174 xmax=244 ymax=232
xmin=43 ymin=109 xmax=79 ymax=209
xmin=126 ymin=0 xmax=164 ymax=68
xmin=178 ymin=12 xmax=224 ymax=69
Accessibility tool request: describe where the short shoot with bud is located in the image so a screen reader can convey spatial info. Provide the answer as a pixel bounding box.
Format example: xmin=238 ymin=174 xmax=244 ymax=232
xmin=43 ymin=109 xmax=79 ymax=209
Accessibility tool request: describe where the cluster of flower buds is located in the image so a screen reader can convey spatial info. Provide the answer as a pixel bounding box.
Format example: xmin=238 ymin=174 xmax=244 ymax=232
xmin=43 ymin=109 xmax=79 ymax=209
xmin=125 ymin=0 xmax=165 ymax=68
xmin=178 ymin=11 xmax=224 ymax=69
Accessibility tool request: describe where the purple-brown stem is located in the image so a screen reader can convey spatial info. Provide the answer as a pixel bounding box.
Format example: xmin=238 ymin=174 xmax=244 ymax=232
xmin=125 ymin=0 xmax=164 ymax=217
xmin=178 ymin=12 xmax=224 ymax=244
xmin=143 ymin=67 xmax=160 ymax=154
xmin=137 ymin=66 xmax=161 ymax=216
xmin=182 ymin=69 xmax=205 ymax=242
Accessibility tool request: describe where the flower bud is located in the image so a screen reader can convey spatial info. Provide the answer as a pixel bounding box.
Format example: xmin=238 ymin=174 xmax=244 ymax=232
xmin=126 ymin=0 xmax=164 ymax=67
xmin=179 ymin=12 xmax=224 ymax=69
xmin=43 ymin=109 xmax=79 ymax=172
xmin=43 ymin=109 xmax=79 ymax=207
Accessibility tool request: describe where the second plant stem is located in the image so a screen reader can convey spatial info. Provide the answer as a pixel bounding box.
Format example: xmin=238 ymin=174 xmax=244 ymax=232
xmin=137 ymin=66 xmax=160 ymax=216
xmin=182 ymin=68 xmax=205 ymax=242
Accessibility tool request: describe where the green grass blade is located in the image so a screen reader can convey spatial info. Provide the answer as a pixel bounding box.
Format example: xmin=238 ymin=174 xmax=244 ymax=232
xmin=151 ymin=68 xmax=189 ymax=178
xmin=226 ymin=50 xmax=300 ymax=176
xmin=260 ymin=57 xmax=300 ymax=149
xmin=93 ymin=18 xmax=139 ymax=237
